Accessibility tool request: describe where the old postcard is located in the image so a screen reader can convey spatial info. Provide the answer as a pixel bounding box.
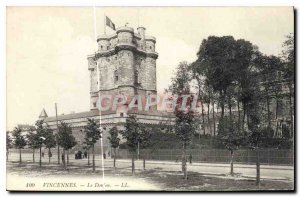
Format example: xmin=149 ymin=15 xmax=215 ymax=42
xmin=6 ymin=6 xmax=294 ymax=191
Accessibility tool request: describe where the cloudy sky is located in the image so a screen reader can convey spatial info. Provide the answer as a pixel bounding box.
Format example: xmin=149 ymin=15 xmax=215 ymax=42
xmin=6 ymin=7 xmax=294 ymax=130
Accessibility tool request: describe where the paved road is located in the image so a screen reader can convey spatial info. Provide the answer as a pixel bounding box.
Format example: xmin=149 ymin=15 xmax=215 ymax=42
xmin=7 ymin=152 xmax=294 ymax=182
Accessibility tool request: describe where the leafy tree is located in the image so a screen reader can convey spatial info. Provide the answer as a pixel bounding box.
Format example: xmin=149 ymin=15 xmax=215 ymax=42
xmin=234 ymin=39 xmax=257 ymax=132
xmin=35 ymin=120 xmax=46 ymax=166
xmin=57 ymin=121 xmax=77 ymax=169
xmin=6 ymin=131 xmax=13 ymax=162
xmin=169 ymin=62 xmax=195 ymax=180
xmin=139 ymin=124 xmax=152 ymax=170
xmin=12 ymin=127 xmax=27 ymax=164
xmin=281 ymin=33 xmax=294 ymax=134
xmin=121 ymin=115 xmax=140 ymax=175
xmin=44 ymin=125 xmax=57 ymax=164
xmin=256 ymin=55 xmax=281 ymax=130
xmin=246 ymin=86 xmax=263 ymax=187
xmin=26 ymin=129 xmax=39 ymax=163
xmin=107 ymin=127 xmax=120 ymax=169
xmin=218 ymin=117 xmax=243 ymax=175
xmin=195 ymin=36 xmax=237 ymax=123
xmin=83 ymin=118 xmax=101 ymax=172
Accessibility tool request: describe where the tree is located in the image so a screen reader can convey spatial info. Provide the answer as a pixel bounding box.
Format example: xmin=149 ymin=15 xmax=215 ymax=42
xmin=195 ymin=36 xmax=237 ymax=123
xmin=281 ymin=33 xmax=294 ymax=135
xmin=57 ymin=121 xmax=77 ymax=169
xmin=12 ymin=127 xmax=27 ymax=164
xmin=256 ymin=55 xmax=281 ymax=131
xmin=246 ymin=82 xmax=264 ymax=187
xmin=107 ymin=127 xmax=120 ymax=169
xmin=121 ymin=115 xmax=140 ymax=175
xmin=169 ymin=62 xmax=195 ymax=180
xmin=234 ymin=39 xmax=257 ymax=132
xmin=6 ymin=132 xmax=13 ymax=162
xmin=139 ymin=124 xmax=152 ymax=170
xmin=26 ymin=129 xmax=39 ymax=163
xmin=83 ymin=118 xmax=101 ymax=172
xmin=218 ymin=117 xmax=243 ymax=175
xmin=44 ymin=125 xmax=56 ymax=164
xmin=35 ymin=120 xmax=46 ymax=166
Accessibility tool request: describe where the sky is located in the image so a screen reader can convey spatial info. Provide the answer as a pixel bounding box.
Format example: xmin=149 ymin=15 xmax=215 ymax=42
xmin=6 ymin=7 xmax=294 ymax=130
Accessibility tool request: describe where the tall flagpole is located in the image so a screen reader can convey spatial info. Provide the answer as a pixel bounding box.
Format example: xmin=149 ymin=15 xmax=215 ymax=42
xmin=93 ymin=5 xmax=105 ymax=186
xmin=104 ymin=14 xmax=106 ymax=35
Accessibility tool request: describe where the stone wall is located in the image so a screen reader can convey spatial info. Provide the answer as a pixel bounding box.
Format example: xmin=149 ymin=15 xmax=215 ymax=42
xmin=88 ymin=26 xmax=158 ymax=111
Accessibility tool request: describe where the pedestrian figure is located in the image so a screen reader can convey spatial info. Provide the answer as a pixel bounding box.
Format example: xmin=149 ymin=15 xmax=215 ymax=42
xmin=78 ymin=150 xmax=82 ymax=159
xmin=84 ymin=151 xmax=87 ymax=158
xmin=108 ymin=151 xmax=110 ymax=157
xmin=189 ymin=154 xmax=192 ymax=164
xmin=103 ymin=153 xmax=106 ymax=159
xmin=42 ymin=152 xmax=44 ymax=158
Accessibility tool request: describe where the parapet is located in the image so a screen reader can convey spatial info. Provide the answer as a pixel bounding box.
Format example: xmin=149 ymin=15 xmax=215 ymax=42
xmin=116 ymin=26 xmax=134 ymax=34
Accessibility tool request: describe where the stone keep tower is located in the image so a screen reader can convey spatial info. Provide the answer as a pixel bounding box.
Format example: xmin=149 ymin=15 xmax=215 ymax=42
xmin=87 ymin=26 xmax=158 ymax=111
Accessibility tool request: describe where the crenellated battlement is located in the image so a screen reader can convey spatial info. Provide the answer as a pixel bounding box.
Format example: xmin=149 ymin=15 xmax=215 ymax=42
xmin=87 ymin=25 xmax=158 ymax=111
xmin=93 ymin=26 xmax=158 ymax=59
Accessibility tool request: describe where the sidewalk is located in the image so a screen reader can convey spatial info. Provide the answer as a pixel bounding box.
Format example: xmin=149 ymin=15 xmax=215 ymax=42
xmin=98 ymin=158 xmax=294 ymax=170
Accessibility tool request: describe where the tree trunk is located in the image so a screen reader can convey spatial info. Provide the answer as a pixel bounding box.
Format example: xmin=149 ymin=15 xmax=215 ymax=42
xmin=62 ymin=148 xmax=66 ymax=169
xmin=32 ymin=149 xmax=35 ymax=163
xmin=207 ymin=103 xmax=212 ymax=135
xmin=266 ymin=88 xmax=271 ymax=128
xmin=39 ymin=146 xmax=42 ymax=167
xmin=201 ymin=102 xmax=206 ymax=136
xmin=132 ymin=152 xmax=135 ymax=176
xmin=19 ymin=149 xmax=22 ymax=164
xmin=289 ymin=84 xmax=293 ymax=136
xmin=48 ymin=148 xmax=51 ymax=164
xmin=113 ymin=148 xmax=116 ymax=169
xmin=143 ymin=157 xmax=146 ymax=170
xmin=220 ymin=90 xmax=225 ymax=121
xmin=213 ymin=101 xmax=216 ymax=136
xmin=275 ymin=99 xmax=279 ymax=137
xmin=230 ymin=150 xmax=234 ymax=176
xmin=182 ymin=142 xmax=187 ymax=180
xmin=6 ymin=149 xmax=9 ymax=162
xmin=67 ymin=150 xmax=69 ymax=165
xmin=57 ymin=145 xmax=60 ymax=164
xmin=92 ymin=144 xmax=95 ymax=172
xmin=242 ymin=103 xmax=246 ymax=133
xmin=229 ymin=101 xmax=232 ymax=122
xmin=88 ymin=149 xmax=90 ymax=166
xmin=237 ymin=101 xmax=240 ymax=132
xmin=256 ymin=147 xmax=260 ymax=187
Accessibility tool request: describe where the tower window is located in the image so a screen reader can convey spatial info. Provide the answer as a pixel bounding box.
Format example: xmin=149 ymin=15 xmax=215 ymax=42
xmin=93 ymin=102 xmax=96 ymax=108
xmin=120 ymin=113 xmax=124 ymax=117
xmin=150 ymin=46 xmax=152 ymax=50
xmin=100 ymin=45 xmax=103 ymax=50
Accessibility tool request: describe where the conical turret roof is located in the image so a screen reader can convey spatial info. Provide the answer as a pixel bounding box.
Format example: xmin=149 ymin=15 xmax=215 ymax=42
xmin=39 ymin=108 xmax=48 ymax=119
